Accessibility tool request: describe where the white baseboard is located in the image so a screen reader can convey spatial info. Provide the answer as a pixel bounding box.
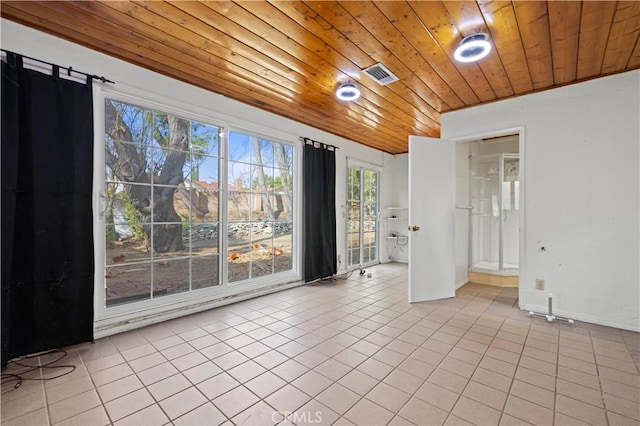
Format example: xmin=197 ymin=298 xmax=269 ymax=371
xmin=94 ymin=280 xmax=304 ymax=339
xmin=456 ymin=279 xmax=468 ymax=289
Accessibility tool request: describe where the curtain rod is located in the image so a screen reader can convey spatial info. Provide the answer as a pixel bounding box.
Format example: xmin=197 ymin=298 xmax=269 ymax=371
xmin=301 ymin=137 xmax=339 ymax=150
xmin=1 ymin=49 xmax=115 ymax=84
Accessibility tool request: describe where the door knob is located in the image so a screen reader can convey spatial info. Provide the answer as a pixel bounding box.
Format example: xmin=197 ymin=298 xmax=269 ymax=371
xmin=409 ymin=225 xmax=420 ymax=232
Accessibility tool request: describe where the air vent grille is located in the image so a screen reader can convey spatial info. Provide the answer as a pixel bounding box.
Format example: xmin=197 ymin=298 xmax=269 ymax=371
xmin=363 ymin=63 xmax=399 ymax=85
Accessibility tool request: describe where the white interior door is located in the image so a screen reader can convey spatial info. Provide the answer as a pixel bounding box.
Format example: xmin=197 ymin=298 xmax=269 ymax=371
xmin=408 ymin=136 xmax=456 ymax=302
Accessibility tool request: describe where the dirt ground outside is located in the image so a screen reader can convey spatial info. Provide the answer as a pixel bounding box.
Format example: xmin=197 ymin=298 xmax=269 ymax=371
xmin=105 ymin=233 xmax=292 ymax=306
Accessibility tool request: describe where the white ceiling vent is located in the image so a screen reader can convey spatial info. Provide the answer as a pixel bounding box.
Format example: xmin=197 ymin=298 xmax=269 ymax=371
xmin=363 ymin=63 xmax=399 ymax=85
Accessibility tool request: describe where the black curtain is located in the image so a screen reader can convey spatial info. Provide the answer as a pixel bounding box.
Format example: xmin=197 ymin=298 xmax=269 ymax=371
xmin=1 ymin=53 xmax=94 ymax=368
xmin=303 ymin=138 xmax=337 ymax=282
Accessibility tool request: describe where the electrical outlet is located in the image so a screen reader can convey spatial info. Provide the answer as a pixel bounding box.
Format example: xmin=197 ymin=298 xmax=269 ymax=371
xmin=535 ymin=279 xmax=545 ymax=291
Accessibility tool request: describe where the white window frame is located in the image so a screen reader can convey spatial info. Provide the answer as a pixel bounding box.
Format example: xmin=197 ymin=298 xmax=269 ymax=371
xmin=93 ymin=86 xmax=302 ymax=337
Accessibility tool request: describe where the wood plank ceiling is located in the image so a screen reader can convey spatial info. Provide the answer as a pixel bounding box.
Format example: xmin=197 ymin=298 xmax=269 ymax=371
xmin=3 ymin=1 xmax=640 ymax=154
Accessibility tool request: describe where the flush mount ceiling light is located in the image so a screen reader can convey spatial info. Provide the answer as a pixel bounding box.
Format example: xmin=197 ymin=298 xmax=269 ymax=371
xmin=454 ymin=33 xmax=492 ymax=63
xmin=336 ymin=82 xmax=361 ymax=101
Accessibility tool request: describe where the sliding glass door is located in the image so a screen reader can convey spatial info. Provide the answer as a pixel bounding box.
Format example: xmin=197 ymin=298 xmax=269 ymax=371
xmin=346 ymin=164 xmax=379 ymax=269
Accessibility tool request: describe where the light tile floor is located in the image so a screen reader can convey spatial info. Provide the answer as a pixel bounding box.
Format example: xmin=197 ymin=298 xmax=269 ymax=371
xmin=2 ymin=263 xmax=639 ymax=425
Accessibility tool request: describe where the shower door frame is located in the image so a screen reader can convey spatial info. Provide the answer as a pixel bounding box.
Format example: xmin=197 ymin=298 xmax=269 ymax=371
xmin=500 ymin=153 xmax=520 ymax=274
xmin=468 ymin=153 xmax=520 ymax=276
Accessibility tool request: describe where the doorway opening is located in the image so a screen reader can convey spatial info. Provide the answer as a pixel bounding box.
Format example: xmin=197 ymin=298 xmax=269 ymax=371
xmin=467 ymin=135 xmax=520 ymax=286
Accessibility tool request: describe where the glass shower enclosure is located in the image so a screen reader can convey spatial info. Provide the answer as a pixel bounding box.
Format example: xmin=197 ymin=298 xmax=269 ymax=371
xmin=470 ymin=153 xmax=519 ymax=275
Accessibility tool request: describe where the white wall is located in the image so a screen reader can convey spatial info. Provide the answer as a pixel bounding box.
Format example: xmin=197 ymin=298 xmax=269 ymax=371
xmin=2 ymin=20 xmax=397 ymax=330
xmin=442 ymin=71 xmax=640 ymax=332
xmin=381 ymin=154 xmax=409 ymax=263
xmin=385 ymin=153 xmax=409 ymax=208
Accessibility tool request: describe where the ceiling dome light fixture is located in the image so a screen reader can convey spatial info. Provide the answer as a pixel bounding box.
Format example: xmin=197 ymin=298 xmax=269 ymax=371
xmin=454 ymin=33 xmax=492 ymax=63
xmin=336 ymin=82 xmax=361 ymax=101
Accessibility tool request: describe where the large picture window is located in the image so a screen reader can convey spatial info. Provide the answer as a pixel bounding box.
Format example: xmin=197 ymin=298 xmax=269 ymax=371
xmin=102 ymin=99 xmax=295 ymax=309
xmin=104 ymin=100 xmax=221 ymax=306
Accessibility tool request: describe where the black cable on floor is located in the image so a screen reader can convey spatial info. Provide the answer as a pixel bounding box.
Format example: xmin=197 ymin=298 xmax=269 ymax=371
xmin=1 ymin=349 xmax=76 ymax=393
xmin=333 ymin=269 xmax=355 ymax=280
